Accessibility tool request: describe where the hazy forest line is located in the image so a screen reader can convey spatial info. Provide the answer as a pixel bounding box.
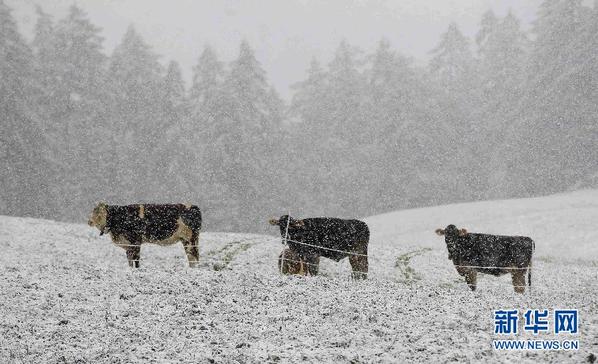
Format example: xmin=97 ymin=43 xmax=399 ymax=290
xmin=1 ymin=0 xmax=597 ymax=232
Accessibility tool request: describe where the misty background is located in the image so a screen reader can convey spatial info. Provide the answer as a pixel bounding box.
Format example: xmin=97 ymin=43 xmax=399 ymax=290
xmin=1 ymin=0 xmax=597 ymax=232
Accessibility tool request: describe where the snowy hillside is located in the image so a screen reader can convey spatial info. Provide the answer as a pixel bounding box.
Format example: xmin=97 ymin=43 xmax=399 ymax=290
xmin=0 ymin=190 xmax=597 ymax=362
xmin=366 ymin=189 xmax=598 ymax=261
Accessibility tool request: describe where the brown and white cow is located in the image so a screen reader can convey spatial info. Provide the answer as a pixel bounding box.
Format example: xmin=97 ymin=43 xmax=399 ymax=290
xmin=435 ymin=224 xmax=534 ymax=293
xmin=88 ymin=202 xmax=202 ymax=268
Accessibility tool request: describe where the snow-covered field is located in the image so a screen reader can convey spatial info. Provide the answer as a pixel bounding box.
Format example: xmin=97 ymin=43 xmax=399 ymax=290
xmin=1 ymin=190 xmax=597 ymax=363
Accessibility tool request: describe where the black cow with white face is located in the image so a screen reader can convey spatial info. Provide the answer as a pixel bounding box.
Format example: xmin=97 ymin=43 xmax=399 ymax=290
xmin=269 ymin=215 xmax=369 ymax=279
xmin=88 ymin=203 xmax=202 ymax=268
xmin=435 ymin=224 xmax=534 ymax=293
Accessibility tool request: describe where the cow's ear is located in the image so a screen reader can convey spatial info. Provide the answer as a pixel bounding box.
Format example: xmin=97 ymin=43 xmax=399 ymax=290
xmin=435 ymin=228 xmax=445 ymax=236
xmin=459 ymin=228 xmax=468 ymax=236
xmin=268 ymin=218 xmax=279 ymax=226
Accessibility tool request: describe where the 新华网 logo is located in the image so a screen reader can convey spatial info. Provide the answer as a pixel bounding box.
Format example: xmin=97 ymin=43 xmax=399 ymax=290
xmin=492 ymin=309 xmax=579 ymax=350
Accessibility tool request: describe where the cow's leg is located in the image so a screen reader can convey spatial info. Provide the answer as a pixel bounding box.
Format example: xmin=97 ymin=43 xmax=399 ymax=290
xmin=126 ymin=246 xmax=141 ymax=268
xmin=279 ymin=249 xmax=305 ymax=275
xmin=455 ymin=266 xmax=468 ymax=277
xmin=511 ymin=269 xmax=526 ymax=294
xmin=464 ymin=270 xmax=477 ymax=291
xmin=349 ymin=254 xmax=368 ymax=280
xmin=305 ymin=255 xmax=320 ymax=276
xmin=278 ymin=250 xmax=293 ymax=275
xmin=278 ymin=251 xmax=286 ymax=274
xmin=182 ymin=231 xmax=200 ymax=268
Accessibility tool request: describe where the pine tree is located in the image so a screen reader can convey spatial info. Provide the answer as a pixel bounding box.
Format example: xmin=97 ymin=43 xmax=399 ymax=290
xmin=429 ymin=22 xmax=479 ymax=140
xmin=32 ymin=5 xmax=58 ymax=108
xmin=188 ymin=46 xmax=225 ymax=190
xmin=188 ymin=46 xmax=225 ymax=161
xmin=529 ymin=0 xmax=584 ymax=92
xmin=187 ymin=46 xmax=237 ymax=228
xmin=287 ymin=57 xmax=332 ymax=214
xmin=368 ymin=38 xmax=420 ymax=141
xmin=572 ymin=1 xmax=598 ymax=187
xmin=206 ymin=40 xmax=284 ymax=231
xmin=190 ymin=45 xmax=224 ymax=116
xmin=0 ymin=0 xmax=48 ymax=217
xmin=367 ymin=39 xmax=416 ymax=209
xmin=109 ymin=26 xmax=163 ymax=106
xmin=430 ymin=23 xmax=476 ymax=97
xmin=300 ymin=41 xmax=368 ymax=213
xmin=325 ymin=40 xmax=365 ymax=144
xmin=163 ymin=61 xmax=185 ymax=110
xmin=289 ymin=57 xmax=327 ymax=134
xmin=39 ymin=4 xmax=111 ymax=218
xmin=429 ymin=23 xmax=484 ymax=200
xmin=506 ymin=0 xmax=588 ymax=195
xmin=157 ymin=60 xmax=191 ymax=201
xmin=223 ymin=40 xmax=272 ymax=131
xmin=529 ymin=0 xmax=598 ymax=189
xmin=368 ymin=38 xmax=470 ymax=208
xmin=53 ymin=5 xmax=106 ymax=105
xmin=476 ymin=10 xmax=499 ymax=52
xmin=477 ymin=11 xmax=529 ymax=198
xmin=484 ymin=11 xmax=527 ymax=103
xmin=108 ymin=25 xmax=165 ymax=201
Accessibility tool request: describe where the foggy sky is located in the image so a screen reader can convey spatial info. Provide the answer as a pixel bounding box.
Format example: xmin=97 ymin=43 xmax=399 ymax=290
xmin=8 ymin=0 xmax=542 ymax=99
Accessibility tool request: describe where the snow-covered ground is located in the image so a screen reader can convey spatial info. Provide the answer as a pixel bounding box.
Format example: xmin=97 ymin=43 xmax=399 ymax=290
xmin=0 ymin=190 xmax=596 ymax=363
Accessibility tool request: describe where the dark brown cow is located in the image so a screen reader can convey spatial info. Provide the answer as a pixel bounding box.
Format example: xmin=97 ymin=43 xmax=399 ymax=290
xmin=88 ymin=202 xmax=202 ymax=268
xmin=435 ymin=224 xmax=534 ymax=293
xmin=270 ymin=215 xmax=369 ymax=279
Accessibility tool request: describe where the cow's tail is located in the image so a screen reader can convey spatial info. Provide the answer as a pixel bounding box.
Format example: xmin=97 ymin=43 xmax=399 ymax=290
xmin=528 ymin=239 xmax=535 ymax=291
xmin=182 ymin=205 xmax=202 ymax=232
xmin=528 ymin=261 xmax=532 ymax=289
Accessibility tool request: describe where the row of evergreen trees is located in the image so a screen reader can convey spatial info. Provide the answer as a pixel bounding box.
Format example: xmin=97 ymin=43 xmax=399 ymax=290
xmin=1 ymin=0 xmax=597 ymax=232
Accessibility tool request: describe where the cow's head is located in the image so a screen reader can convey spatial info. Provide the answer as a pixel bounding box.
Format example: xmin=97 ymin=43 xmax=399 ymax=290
xmin=88 ymin=202 xmax=109 ymax=235
xmin=269 ymin=215 xmax=305 ymax=237
xmin=278 ymin=248 xmax=306 ymax=275
xmin=435 ymin=224 xmax=468 ymax=260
